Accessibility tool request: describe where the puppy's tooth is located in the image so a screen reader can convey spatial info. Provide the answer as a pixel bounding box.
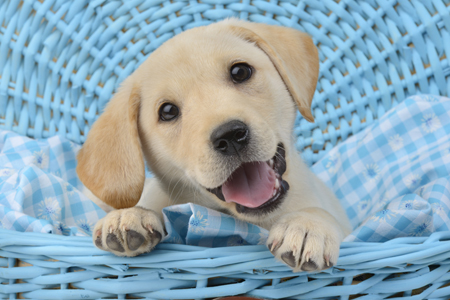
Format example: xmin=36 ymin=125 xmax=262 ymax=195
xmin=275 ymin=179 xmax=280 ymax=189
xmin=273 ymin=190 xmax=277 ymax=196
xmin=269 ymin=159 xmax=274 ymax=168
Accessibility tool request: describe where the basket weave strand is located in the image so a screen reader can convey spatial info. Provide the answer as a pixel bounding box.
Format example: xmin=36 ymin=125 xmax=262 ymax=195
xmin=0 ymin=0 xmax=449 ymax=165
xmin=2 ymin=229 xmax=450 ymax=299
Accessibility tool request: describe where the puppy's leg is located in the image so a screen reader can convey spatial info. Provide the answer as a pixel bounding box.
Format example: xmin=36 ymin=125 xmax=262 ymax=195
xmin=92 ymin=178 xmax=169 ymax=256
xmin=267 ymin=207 xmax=344 ymax=272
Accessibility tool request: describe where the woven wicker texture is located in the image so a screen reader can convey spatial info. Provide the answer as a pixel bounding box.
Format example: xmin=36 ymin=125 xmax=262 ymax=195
xmin=2 ymin=1 xmax=450 ymax=299
xmin=1 ymin=229 xmax=450 ymax=299
xmin=0 ymin=0 xmax=449 ymax=165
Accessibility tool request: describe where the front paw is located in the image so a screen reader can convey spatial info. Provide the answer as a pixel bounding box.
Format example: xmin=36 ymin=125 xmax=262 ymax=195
xmin=93 ymin=206 xmax=164 ymax=257
xmin=267 ymin=210 xmax=342 ymax=272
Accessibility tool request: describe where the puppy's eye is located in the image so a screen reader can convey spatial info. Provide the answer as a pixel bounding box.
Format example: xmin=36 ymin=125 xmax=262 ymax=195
xmin=230 ymin=63 xmax=252 ymax=83
xmin=159 ymin=103 xmax=179 ymax=121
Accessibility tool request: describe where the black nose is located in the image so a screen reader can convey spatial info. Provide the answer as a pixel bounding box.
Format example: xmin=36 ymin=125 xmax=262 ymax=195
xmin=211 ymin=120 xmax=250 ymax=156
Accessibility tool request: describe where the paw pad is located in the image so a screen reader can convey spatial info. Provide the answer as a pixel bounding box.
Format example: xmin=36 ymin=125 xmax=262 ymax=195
xmin=281 ymin=251 xmax=296 ymax=268
xmin=106 ymin=233 xmax=125 ymax=252
xmin=126 ymin=230 xmax=145 ymax=251
xmin=149 ymin=230 xmax=162 ymax=245
xmin=301 ymin=260 xmax=318 ymax=271
xmin=95 ymin=236 xmax=103 ymax=248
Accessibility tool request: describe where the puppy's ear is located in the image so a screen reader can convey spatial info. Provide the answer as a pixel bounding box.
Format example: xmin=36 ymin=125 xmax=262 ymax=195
xmin=76 ymin=78 xmax=145 ymax=209
xmin=227 ymin=21 xmax=319 ymax=122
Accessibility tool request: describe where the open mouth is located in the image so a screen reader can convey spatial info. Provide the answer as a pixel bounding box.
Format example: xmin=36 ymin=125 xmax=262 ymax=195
xmin=207 ymin=143 xmax=289 ymax=215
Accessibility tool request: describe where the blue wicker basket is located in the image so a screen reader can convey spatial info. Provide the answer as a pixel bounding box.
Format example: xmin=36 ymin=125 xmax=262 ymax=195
xmin=1 ymin=0 xmax=450 ymax=299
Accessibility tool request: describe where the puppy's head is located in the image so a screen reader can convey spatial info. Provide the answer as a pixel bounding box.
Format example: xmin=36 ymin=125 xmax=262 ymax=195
xmin=77 ymin=19 xmax=319 ymax=220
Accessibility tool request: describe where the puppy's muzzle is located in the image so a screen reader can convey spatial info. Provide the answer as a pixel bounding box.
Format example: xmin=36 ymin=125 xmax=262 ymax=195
xmin=211 ymin=120 xmax=249 ymax=156
xmin=206 ymin=143 xmax=289 ymax=215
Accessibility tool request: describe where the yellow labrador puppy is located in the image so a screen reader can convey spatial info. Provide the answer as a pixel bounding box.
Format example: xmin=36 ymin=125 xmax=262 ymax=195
xmin=77 ymin=19 xmax=352 ymax=272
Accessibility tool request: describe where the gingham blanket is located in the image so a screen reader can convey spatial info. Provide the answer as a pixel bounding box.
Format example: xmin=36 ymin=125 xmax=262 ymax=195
xmin=1 ymin=94 xmax=450 ymax=245
xmin=0 ymin=133 xmax=105 ymax=235
xmin=313 ymin=94 xmax=450 ymax=242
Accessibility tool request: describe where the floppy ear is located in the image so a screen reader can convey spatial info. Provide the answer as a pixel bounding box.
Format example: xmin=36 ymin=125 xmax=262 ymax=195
xmin=227 ymin=21 xmax=319 ymax=122
xmin=76 ymin=78 xmax=145 ymax=209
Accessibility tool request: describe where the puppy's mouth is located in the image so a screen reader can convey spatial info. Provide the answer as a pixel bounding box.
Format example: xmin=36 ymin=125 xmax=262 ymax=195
xmin=207 ymin=143 xmax=289 ymax=214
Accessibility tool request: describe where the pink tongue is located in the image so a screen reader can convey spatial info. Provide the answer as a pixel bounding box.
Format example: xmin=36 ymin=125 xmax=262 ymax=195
xmin=222 ymin=162 xmax=276 ymax=208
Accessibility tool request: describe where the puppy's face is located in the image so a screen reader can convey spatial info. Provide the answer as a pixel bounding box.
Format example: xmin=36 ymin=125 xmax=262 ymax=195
xmin=77 ymin=20 xmax=319 ymax=221
xmin=139 ymin=28 xmax=295 ymax=215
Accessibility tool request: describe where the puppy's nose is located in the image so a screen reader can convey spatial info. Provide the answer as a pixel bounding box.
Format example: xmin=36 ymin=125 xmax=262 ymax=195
xmin=211 ymin=120 xmax=250 ymax=156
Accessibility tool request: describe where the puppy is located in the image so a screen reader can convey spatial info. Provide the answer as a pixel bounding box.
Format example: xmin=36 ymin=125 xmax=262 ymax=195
xmin=77 ymin=19 xmax=352 ymax=272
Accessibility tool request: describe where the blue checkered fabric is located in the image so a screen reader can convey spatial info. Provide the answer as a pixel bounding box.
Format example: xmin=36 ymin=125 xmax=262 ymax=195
xmin=313 ymin=94 xmax=450 ymax=242
xmin=2 ymin=94 xmax=450 ymax=245
xmin=0 ymin=131 xmax=106 ymax=235
xmin=162 ymin=203 xmax=269 ymax=247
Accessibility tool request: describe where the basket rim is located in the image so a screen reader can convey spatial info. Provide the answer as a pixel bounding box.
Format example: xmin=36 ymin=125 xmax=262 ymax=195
xmin=1 ymin=228 xmax=450 ymax=274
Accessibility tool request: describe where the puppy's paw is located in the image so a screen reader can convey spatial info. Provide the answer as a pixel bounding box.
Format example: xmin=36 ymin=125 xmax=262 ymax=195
xmin=267 ymin=210 xmax=342 ymax=272
xmin=93 ymin=206 xmax=164 ymax=257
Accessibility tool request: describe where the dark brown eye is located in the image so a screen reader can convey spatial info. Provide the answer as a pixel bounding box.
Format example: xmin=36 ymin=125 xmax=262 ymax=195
xmin=230 ymin=63 xmax=252 ymax=83
xmin=159 ymin=103 xmax=179 ymax=121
